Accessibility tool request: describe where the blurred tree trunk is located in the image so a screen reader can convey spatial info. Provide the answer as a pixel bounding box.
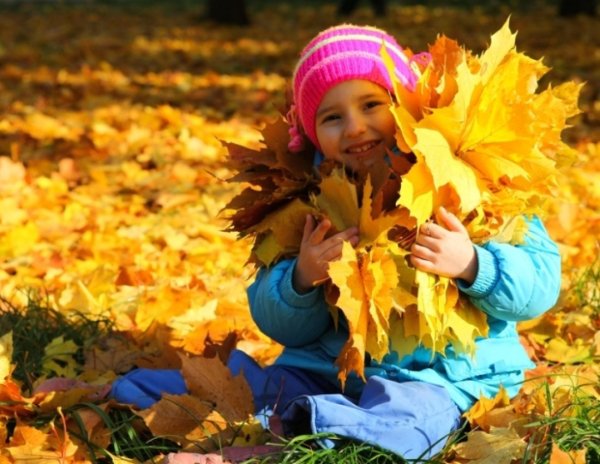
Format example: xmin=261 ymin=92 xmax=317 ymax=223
xmin=338 ymin=0 xmax=387 ymax=17
xmin=206 ymin=0 xmax=250 ymax=25
xmin=558 ymin=0 xmax=596 ymax=16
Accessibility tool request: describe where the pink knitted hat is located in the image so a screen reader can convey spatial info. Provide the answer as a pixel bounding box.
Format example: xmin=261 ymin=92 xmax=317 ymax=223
xmin=288 ymin=24 xmax=423 ymax=152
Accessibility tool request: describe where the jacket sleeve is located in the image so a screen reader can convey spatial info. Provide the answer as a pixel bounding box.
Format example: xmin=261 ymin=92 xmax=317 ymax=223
xmin=246 ymin=258 xmax=333 ymax=347
xmin=456 ymin=216 xmax=561 ymax=321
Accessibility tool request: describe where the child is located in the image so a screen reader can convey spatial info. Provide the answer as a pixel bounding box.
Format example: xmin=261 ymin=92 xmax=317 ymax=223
xmin=236 ymin=24 xmax=561 ymax=459
xmin=112 ymin=24 xmax=562 ymax=460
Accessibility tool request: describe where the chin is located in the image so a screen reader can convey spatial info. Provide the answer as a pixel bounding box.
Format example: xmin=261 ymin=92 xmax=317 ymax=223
xmin=344 ymin=153 xmax=385 ymax=170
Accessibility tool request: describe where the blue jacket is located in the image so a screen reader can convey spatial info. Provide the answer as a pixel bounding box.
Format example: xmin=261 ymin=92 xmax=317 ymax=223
xmin=247 ymin=216 xmax=561 ymax=412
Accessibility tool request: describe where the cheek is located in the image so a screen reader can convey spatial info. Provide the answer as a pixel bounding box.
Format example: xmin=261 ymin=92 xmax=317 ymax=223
xmin=316 ymin=127 xmax=343 ymax=161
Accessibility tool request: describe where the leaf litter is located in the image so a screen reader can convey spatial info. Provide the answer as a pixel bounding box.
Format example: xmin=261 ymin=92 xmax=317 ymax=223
xmin=0 ymin=2 xmax=599 ymax=463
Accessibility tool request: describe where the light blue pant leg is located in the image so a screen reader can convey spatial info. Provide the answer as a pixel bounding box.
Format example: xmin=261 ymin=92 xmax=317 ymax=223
xmin=280 ymin=376 xmax=462 ymax=460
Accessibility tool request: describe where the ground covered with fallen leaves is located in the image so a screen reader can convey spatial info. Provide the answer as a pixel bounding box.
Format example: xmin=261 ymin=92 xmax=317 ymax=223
xmin=0 ymin=1 xmax=598 ymax=462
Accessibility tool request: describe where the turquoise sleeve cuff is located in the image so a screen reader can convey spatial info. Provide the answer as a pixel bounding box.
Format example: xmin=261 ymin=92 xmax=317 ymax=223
xmin=456 ymin=245 xmax=499 ymax=298
xmin=279 ymin=258 xmax=322 ymax=308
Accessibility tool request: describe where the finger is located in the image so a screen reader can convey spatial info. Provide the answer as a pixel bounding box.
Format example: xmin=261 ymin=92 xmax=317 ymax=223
xmin=321 ymin=242 xmax=344 ymax=262
xmin=410 ymin=254 xmax=437 ymax=273
xmin=301 ymin=214 xmax=316 ymax=245
xmin=309 ymin=218 xmax=332 ymax=245
xmin=437 ymin=207 xmax=467 ymax=234
xmin=416 ymin=222 xmax=442 ymax=242
xmin=415 ymin=228 xmax=430 ymax=244
xmin=413 ymin=232 xmax=441 ymax=251
xmin=410 ymin=243 xmax=436 ymax=262
xmin=322 ymin=234 xmax=348 ymax=255
xmin=419 ymin=220 xmax=432 ymax=237
xmin=337 ymin=226 xmax=359 ymax=241
xmin=325 ymin=227 xmax=359 ymax=248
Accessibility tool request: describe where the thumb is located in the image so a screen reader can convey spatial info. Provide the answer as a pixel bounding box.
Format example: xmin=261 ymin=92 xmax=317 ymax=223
xmin=438 ymin=207 xmax=467 ymax=234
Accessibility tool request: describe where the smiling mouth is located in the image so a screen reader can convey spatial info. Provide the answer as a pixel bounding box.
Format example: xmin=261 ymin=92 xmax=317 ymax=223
xmin=346 ymin=140 xmax=380 ymax=154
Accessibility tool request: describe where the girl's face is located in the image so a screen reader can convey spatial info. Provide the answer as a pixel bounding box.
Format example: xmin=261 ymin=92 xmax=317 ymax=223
xmin=315 ymin=79 xmax=396 ymax=172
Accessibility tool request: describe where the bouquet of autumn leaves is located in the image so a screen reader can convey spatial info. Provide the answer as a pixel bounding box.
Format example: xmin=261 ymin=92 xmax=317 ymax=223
xmin=223 ymin=20 xmax=581 ymax=386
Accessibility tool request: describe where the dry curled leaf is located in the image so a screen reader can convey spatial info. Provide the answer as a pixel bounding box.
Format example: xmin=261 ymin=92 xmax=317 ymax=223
xmin=452 ymin=427 xmax=526 ymax=464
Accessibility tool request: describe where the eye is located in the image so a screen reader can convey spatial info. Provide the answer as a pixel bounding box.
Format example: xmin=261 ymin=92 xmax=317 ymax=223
xmin=321 ymin=113 xmax=341 ymax=123
xmin=364 ymin=100 xmax=384 ymax=110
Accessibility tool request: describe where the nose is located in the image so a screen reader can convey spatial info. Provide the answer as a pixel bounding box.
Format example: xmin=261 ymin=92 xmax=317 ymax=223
xmin=344 ymin=111 xmax=367 ymax=138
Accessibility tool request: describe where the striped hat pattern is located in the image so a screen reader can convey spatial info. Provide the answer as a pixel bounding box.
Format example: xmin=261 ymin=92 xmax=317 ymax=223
xmin=289 ymin=24 xmax=421 ymax=152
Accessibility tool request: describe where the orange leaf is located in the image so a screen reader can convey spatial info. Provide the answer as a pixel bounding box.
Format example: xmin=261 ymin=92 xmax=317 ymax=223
xmin=135 ymin=286 xmax=192 ymax=332
xmin=115 ymin=266 xmax=155 ymax=286
xmin=549 ymin=443 xmax=587 ymax=464
xmin=463 ymin=386 xmax=512 ymax=431
xmin=6 ymin=421 xmax=79 ymax=462
xmin=137 ymin=393 xmax=231 ymax=450
xmin=0 ymin=379 xmax=35 ymax=417
xmin=180 ymin=355 xmax=254 ymax=422
xmin=66 ymin=404 xmax=112 ymax=450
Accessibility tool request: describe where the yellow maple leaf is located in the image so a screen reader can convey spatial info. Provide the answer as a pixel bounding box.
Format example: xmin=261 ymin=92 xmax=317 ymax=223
xmin=478 ymin=18 xmax=517 ymax=83
xmin=359 ymin=176 xmax=414 ymax=246
xmin=329 ymin=242 xmax=369 ymax=384
xmin=253 ymin=233 xmax=283 ymax=267
xmin=0 ymin=222 xmax=40 ymax=259
xmin=379 ymin=18 xmax=581 ymax=364
xmin=37 ymin=388 xmax=96 ymax=413
xmin=397 ymin=152 xmax=436 ymax=225
xmin=329 ymin=241 xmax=399 ymax=386
xmin=362 ymin=247 xmax=398 ymax=360
xmin=415 ymin=270 xmax=446 ymax=350
xmin=545 ymin=336 xmax=592 ymax=364
xmin=22 ymin=112 xmax=82 ymax=141
xmin=59 ymin=278 xmax=111 ymax=316
xmin=105 ymin=453 xmax=141 ymax=464
xmin=41 ymin=336 xmax=79 ymax=378
xmin=250 ymin=198 xmax=317 ymax=265
xmin=135 ymin=285 xmax=192 ymax=332
xmin=464 ymin=386 xmax=511 ymax=427
xmin=312 ymin=168 xmax=359 ymax=232
xmin=413 ymin=127 xmax=483 ymax=215
xmin=0 ymin=332 xmax=13 ymax=381
xmin=230 ymin=417 xmax=271 ymax=447
xmin=445 ymin=299 xmax=489 ymax=354
xmin=387 ymin=18 xmax=580 ymax=224
xmin=381 ymin=41 xmax=423 ymax=124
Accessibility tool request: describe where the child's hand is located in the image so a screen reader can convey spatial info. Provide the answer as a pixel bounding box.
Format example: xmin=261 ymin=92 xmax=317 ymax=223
xmin=293 ymin=215 xmax=359 ymax=294
xmin=410 ymin=207 xmax=478 ymax=284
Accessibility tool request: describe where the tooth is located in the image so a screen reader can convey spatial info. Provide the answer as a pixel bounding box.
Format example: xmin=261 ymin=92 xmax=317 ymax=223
xmin=349 ymin=142 xmax=376 ymax=153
